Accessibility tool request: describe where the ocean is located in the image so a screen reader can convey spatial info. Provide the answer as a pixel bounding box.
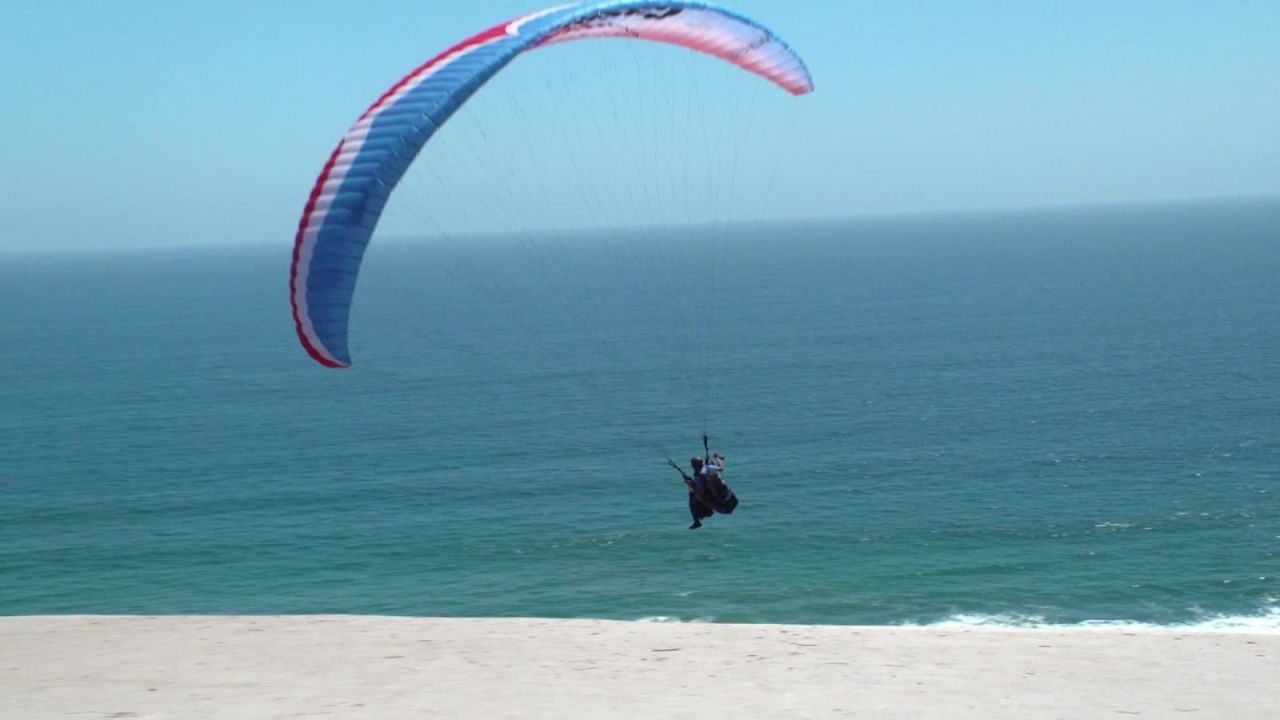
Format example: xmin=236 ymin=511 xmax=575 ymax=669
xmin=2 ymin=198 xmax=1278 ymax=629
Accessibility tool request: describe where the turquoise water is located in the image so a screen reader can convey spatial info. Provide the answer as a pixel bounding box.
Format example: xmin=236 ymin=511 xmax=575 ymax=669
xmin=2 ymin=199 xmax=1278 ymax=628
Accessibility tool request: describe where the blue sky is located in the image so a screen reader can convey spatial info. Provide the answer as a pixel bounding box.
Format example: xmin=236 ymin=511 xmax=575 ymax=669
xmin=3 ymin=0 xmax=1278 ymax=253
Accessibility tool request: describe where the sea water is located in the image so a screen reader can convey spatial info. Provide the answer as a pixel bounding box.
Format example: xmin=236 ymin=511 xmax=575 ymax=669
xmin=2 ymin=198 xmax=1277 ymax=629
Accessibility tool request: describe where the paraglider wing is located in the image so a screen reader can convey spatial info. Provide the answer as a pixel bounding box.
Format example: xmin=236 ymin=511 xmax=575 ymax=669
xmin=290 ymin=1 xmax=814 ymax=368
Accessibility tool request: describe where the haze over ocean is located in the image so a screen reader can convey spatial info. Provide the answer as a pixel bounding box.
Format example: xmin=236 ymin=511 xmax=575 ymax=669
xmin=3 ymin=198 xmax=1277 ymax=628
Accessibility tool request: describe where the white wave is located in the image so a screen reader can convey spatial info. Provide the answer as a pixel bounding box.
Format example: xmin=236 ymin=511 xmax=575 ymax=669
xmin=907 ymin=607 xmax=1280 ymax=634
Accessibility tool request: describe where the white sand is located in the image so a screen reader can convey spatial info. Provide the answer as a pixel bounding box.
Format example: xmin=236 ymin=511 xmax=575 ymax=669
xmin=1 ymin=616 xmax=1276 ymax=719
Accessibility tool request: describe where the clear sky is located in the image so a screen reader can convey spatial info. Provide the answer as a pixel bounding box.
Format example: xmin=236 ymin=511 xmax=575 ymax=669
xmin=3 ymin=0 xmax=1278 ymax=253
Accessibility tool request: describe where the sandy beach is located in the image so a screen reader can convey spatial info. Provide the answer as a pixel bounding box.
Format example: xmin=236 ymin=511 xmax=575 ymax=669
xmin=1 ymin=616 xmax=1275 ymax=719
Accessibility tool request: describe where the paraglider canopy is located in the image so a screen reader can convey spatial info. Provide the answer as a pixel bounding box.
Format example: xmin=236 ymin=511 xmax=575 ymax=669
xmin=290 ymin=1 xmax=813 ymax=368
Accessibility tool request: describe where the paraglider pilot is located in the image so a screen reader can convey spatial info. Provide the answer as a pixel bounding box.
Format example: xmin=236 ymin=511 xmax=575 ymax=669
xmin=669 ymin=434 xmax=738 ymax=529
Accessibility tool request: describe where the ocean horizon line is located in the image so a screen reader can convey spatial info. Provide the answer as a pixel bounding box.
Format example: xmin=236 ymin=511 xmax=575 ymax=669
xmin=5 ymin=191 xmax=1277 ymax=259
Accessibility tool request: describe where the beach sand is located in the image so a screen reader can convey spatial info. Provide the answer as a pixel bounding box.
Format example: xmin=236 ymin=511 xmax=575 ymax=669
xmin=1 ymin=616 xmax=1275 ymax=719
